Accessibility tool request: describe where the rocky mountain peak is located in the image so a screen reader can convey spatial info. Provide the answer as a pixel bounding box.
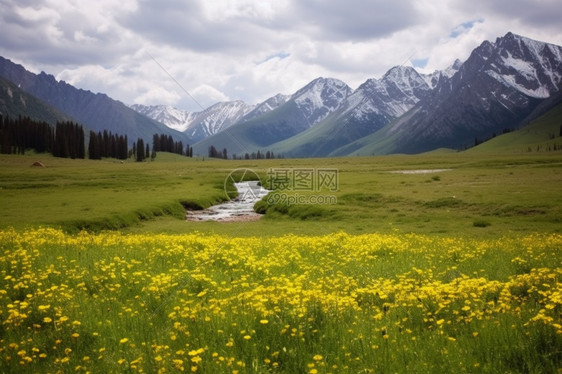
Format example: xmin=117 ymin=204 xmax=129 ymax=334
xmin=291 ymin=77 xmax=352 ymax=126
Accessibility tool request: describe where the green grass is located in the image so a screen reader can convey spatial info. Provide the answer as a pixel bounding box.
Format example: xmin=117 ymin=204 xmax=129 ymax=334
xmin=1 ymin=151 xmax=562 ymax=236
xmin=1 ymin=149 xmax=562 ymax=373
xmin=0 ymin=153 xmax=233 ymax=232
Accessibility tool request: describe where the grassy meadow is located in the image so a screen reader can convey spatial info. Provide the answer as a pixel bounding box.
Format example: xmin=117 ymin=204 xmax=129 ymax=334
xmin=1 ymin=150 xmax=562 ymax=372
xmin=1 ymin=151 xmax=561 ymax=236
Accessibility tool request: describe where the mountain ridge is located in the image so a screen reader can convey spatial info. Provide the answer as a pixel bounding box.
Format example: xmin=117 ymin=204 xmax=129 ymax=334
xmin=190 ymin=77 xmax=353 ymax=156
xmin=345 ymin=32 xmax=562 ymax=155
xmin=135 ymin=59 xmax=467 ymax=157
xmin=0 ymin=76 xmax=75 ymax=125
xmin=266 ymin=65 xmax=445 ymax=157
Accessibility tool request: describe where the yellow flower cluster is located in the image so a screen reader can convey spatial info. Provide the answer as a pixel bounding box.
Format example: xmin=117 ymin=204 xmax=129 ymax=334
xmin=0 ymin=228 xmax=560 ymax=373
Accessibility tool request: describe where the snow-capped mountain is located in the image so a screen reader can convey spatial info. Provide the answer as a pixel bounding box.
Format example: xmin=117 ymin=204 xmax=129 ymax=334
xmin=265 ymin=66 xmax=435 ymax=157
xmin=185 ymin=100 xmax=255 ymax=142
xmin=346 ymin=65 xmax=432 ymax=120
xmin=131 ymin=101 xmax=256 ymax=143
xmin=290 ymin=77 xmax=353 ymax=126
xmin=130 ymin=104 xmax=196 ymax=132
xmin=192 ymin=78 xmax=353 ymax=156
xmin=242 ymin=93 xmax=290 ymax=122
xmin=344 ymin=32 xmax=562 ymax=155
xmin=485 ymin=33 xmax=561 ymax=98
xmin=421 ymin=59 xmax=463 ymax=88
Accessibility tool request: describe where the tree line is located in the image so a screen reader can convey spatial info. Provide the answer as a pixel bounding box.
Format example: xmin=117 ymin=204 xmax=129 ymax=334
xmin=208 ymin=145 xmax=282 ymax=159
xmin=152 ymin=134 xmax=193 ymax=157
xmin=1 ymin=115 xmax=85 ymax=159
xmin=0 ymin=115 xmax=194 ymax=162
xmin=1 ymin=115 xmax=54 ymax=155
xmin=88 ymin=130 xmax=128 ymax=160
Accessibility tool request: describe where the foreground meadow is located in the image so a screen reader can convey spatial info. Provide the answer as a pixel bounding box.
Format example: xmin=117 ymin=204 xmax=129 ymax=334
xmin=1 ymin=228 xmax=560 ymax=373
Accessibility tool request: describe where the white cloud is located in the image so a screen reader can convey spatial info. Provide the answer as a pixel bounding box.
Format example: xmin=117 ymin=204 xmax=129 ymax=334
xmin=134 ymin=88 xmax=181 ymax=107
xmin=1 ymin=0 xmax=561 ymax=112
xmin=192 ymin=85 xmax=231 ymax=105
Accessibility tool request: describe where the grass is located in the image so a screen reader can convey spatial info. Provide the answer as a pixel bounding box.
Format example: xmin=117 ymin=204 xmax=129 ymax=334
xmin=0 ymin=153 xmax=232 ymax=232
xmin=1 ymin=151 xmax=562 ymax=236
xmin=1 ymin=150 xmax=561 ymax=373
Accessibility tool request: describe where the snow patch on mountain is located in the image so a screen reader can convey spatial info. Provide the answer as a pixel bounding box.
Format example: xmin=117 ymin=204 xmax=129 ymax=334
xmin=292 ymin=77 xmax=352 ymax=126
xmin=503 ymin=53 xmax=537 ymax=80
xmin=421 ymin=59 xmax=463 ymax=88
xmin=485 ymin=70 xmax=550 ymax=98
xmin=242 ymin=93 xmax=290 ymax=121
xmin=130 ymin=104 xmax=196 ymax=132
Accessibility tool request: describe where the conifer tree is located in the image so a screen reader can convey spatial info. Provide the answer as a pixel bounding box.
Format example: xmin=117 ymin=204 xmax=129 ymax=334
xmin=136 ymin=138 xmax=145 ymax=162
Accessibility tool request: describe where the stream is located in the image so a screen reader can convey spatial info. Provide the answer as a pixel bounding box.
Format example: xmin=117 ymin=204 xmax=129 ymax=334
xmin=186 ymin=181 xmax=270 ymax=222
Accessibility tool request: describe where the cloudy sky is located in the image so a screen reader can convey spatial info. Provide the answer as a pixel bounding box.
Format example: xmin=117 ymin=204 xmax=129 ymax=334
xmin=1 ymin=0 xmax=561 ymax=112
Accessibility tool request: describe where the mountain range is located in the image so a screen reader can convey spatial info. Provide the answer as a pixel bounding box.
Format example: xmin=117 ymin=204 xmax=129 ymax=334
xmin=1 ymin=32 xmax=561 ymax=157
xmin=0 ymin=56 xmax=190 ymax=144
xmin=339 ymin=32 xmax=562 ymax=156
xmin=132 ymin=33 xmax=561 ymax=157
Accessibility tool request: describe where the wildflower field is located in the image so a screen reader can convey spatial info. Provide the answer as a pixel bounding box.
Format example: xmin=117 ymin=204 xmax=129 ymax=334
xmin=1 ymin=228 xmax=560 ymax=373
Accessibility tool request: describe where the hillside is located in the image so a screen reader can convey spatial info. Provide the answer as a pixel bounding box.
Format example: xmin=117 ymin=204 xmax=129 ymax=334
xmin=0 ymin=76 xmax=73 ymax=124
xmin=469 ymin=100 xmax=562 ymax=153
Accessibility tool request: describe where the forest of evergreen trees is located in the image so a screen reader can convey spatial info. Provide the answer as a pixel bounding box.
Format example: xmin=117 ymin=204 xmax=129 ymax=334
xmin=0 ymin=115 xmax=54 ymax=155
xmin=0 ymin=116 xmax=196 ymax=162
xmin=88 ymin=130 xmax=128 ymax=160
xmin=1 ymin=115 xmax=85 ymax=159
xmin=152 ymin=134 xmax=193 ymax=157
xmin=52 ymin=121 xmax=85 ymax=159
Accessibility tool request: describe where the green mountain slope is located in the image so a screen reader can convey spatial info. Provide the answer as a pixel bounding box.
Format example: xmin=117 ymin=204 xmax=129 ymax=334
xmin=268 ymin=109 xmax=389 ymax=158
xmin=193 ymin=101 xmax=309 ymax=156
xmin=467 ymin=102 xmax=562 ymax=153
xmin=329 ymin=108 xmax=421 ymax=156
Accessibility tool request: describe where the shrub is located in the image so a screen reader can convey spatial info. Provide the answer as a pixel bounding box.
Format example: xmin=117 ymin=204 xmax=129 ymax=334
xmin=473 ymin=219 xmax=491 ymax=227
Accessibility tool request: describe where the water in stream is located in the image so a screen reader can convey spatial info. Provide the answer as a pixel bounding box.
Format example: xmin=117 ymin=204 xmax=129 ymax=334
xmin=186 ymin=181 xmax=270 ymax=222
